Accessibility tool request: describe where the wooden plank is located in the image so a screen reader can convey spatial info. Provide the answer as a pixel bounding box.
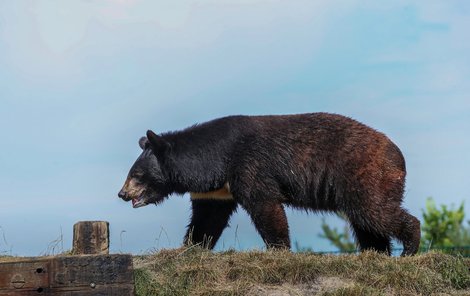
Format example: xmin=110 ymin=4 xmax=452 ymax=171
xmin=0 ymin=255 xmax=134 ymax=295
xmin=72 ymin=221 xmax=109 ymax=255
xmin=49 ymin=255 xmax=134 ymax=288
xmin=0 ymin=258 xmax=49 ymax=295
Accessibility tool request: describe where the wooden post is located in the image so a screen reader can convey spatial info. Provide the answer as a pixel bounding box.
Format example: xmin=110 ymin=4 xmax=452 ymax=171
xmin=72 ymin=221 xmax=109 ymax=255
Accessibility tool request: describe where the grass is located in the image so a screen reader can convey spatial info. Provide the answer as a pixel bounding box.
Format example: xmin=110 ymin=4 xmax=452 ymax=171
xmin=133 ymin=248 xmax=470 ymax=296
xmin=2 ymin=248 xmax=469 ymax=295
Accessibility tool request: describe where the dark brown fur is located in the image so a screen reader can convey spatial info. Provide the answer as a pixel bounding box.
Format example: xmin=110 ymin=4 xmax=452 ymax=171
xmin=119 ymin=113 xmax=420 ymax=255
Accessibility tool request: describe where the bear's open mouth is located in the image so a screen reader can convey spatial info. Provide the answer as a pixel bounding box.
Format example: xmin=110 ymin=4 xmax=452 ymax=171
xmin=132 ymin=193 xmax=149 ymax=208
xmin=131 ymin=191 xmax=168 ymax=208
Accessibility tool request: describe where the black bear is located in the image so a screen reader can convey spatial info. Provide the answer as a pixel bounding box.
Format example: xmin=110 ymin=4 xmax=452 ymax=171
xmin=118 ymin=113 xmax=420 ymax=256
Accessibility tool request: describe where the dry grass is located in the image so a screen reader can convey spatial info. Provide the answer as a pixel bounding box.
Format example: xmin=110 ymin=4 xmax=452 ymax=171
xmin=2 ymin=249 xmax=468 ymax=295
xmin=0 ymin=255 xmax=17 ymax=263
xmin=134 ymin=248 xmax=470 ymax=296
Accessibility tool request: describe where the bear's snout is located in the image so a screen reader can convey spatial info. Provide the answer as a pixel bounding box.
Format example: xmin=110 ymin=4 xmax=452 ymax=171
xmin=119 ymin=177 xmax=146 ymax=202
xmin=118 ymin=189 xmax=130 ymax=201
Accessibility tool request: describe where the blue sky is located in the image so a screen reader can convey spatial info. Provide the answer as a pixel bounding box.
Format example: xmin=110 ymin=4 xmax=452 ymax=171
xmin=0 ymin=1 xmax=469 ymax=256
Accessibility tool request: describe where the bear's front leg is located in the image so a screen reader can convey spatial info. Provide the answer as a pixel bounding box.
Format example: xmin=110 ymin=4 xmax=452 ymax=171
xmin=241 ymin=200 xmax=291 ymax=249
xmin=184 ymin=199 xmax=237 ymax=249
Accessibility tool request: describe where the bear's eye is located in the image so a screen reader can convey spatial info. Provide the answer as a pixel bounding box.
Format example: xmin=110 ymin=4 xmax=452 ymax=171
xmin=131 ymin=171 xmax=144 ymax=179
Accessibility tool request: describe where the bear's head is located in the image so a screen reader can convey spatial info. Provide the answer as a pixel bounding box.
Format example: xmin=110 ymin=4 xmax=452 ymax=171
xmin=118 ymin=130 xmax=171 ymax=208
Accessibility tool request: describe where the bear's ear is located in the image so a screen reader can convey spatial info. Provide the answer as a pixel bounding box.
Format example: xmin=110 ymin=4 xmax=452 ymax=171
xmin=138 ymin=137 xmax=149 ymax=150
xmin=146 ymin=130 xmax=170 ymax=155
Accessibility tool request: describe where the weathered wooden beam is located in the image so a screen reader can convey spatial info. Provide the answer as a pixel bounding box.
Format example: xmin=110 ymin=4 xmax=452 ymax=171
xmin=72 ymin=221 xmax=109 ymax=255
xmin=0 ymin=254 xmax=134 ymax=295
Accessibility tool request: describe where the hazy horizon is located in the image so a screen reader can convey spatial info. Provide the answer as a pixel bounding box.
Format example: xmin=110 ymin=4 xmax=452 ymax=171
xmin=1 ymin=1 xmax=469 ymax=256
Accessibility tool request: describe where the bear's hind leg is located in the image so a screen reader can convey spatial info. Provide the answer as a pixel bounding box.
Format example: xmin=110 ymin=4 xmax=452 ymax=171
xmin=393 ymin=209 xmax=421 ymax=256
xmin=184 ymin=199 xmax=237 ymax=249
xmin=241 ymin=200 xmax=291 ymax=249
xmin=351 ymin=223 xmax=391 ymax=255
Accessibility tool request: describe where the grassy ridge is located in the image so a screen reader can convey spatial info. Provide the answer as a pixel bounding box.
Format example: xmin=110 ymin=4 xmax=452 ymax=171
xmin=134 ymin=248 xmax=470 ymax=296
xmin=2 ymin=250 xmax=469 ymax=295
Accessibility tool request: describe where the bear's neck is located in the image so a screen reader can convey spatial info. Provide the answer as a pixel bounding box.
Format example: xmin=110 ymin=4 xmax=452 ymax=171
xmin=160 ymin=116 xmax=245 ymax=193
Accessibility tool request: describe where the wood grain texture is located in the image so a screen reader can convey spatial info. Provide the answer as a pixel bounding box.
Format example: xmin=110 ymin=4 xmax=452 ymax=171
xmin=72 ymin=221 xmax=109 ymax=255
xmin=0 ymin=254 xmax=134 ymax=295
